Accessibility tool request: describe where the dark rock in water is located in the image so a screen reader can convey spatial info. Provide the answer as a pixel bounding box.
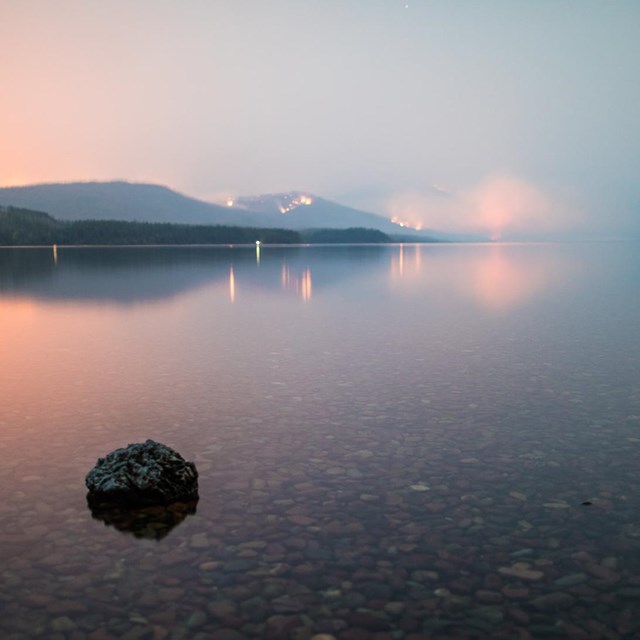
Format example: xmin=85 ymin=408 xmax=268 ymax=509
xmin=85 ymin=439 xmax=198 ymax=506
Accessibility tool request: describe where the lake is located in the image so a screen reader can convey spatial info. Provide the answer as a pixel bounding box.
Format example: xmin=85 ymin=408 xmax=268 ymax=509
xmin=1 ymin=242 xmax=639 ymax=639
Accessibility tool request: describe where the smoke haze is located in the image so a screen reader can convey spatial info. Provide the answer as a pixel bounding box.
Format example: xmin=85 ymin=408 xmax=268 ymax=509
xmin=1 ymin=0 xmax=638 ymax=237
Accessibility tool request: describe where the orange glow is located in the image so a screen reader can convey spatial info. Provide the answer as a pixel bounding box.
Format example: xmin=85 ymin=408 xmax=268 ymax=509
xmin=280 ymin=263 xmax=312 ymax=301
xmin=229 ymin=266 xmax=235 ymax=302
xmin=390 ymin=244 xmax=425 ymax=281
xmin=390 ymin=215 xmax=422 ymax=231
xmin=469 ymin=245 xmax=546 ymax=311
xmin=279 ymin=194 xmax=314 ymax=214
xmin=0 ymin=175 xmax=32 ymax=188
xmin=386 ymin=176 xmax=558 ymax=239
xmin=387 ymin=244 xmax=575 ymax=311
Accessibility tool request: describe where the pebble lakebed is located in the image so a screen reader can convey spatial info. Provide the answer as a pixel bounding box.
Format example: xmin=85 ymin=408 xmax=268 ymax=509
xmin=2 ymin=405 xmax=640 ymax=640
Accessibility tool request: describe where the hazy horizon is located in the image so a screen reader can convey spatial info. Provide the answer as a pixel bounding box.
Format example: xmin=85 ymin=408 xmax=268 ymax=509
xmin=2 ymin=1 xmax=638 ymax=239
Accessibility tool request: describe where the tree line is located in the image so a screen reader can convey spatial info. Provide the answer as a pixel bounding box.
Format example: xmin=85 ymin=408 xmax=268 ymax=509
xmin=0 ymin=207 xmax=300 ymax=245
xmin=0 ymin=206 xmax=393 ymax=246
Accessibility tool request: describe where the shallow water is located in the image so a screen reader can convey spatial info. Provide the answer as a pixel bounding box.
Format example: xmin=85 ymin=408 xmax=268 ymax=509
xmin=1 ymin=242 xmax=639 ymax=639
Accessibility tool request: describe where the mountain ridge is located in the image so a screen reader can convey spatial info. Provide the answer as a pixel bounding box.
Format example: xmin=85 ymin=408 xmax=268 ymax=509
xmin=0 ymin=181 xmax=445 ymax=239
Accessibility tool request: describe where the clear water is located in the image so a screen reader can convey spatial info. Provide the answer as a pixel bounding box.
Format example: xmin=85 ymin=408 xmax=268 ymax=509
xmin=1 ymin=243 xmax=639 ymax=639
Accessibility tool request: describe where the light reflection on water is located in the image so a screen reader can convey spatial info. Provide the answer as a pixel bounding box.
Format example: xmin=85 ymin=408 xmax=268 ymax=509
xmin=1 ymin=243 xmax=639 ymax=639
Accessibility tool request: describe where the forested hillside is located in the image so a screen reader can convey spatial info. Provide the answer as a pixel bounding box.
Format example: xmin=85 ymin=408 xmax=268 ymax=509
xmin=0 ymin=206 xmax=301 ymax=245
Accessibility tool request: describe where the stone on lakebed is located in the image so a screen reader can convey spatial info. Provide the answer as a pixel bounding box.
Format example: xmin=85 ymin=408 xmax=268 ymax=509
xmin=85 ymin=439 xmax=198 ymax=506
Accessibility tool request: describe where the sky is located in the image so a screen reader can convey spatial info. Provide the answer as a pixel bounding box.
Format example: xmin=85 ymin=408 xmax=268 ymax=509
xmin=1 ymin=0 xmax=639 ymax=238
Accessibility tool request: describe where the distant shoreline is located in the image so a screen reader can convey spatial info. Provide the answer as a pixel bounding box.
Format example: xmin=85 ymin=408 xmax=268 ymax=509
xmin=1 ymin=206 xmax=440 ymax=247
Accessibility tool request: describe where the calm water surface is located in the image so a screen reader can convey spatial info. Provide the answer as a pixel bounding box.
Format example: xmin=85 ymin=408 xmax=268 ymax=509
xmin=1 ymin=243 xmax=639 ymax=639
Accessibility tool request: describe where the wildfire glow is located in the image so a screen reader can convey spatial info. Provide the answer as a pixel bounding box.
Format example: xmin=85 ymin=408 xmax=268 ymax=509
xmin=279 ymin=194 xmax=314 ymax=214
xmin=387 ymin=175 xmax=558 ymax=239
xmin=391 ymin=216 xmax=423 ymax=231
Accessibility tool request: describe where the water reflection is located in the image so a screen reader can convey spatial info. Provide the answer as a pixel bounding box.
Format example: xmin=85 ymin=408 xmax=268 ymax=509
xmin=388 ymin=243 xmax=578 ymax=311
xmin=0 ymin=244 xmax=581 ymax=311
xmin=467 ymin=244 xmax=568 ymax=311
xmin=87 ymin=496 xmax=198 ymax=540
xmin=0 ymin=245 xmax=386 ymax=304
xmin=229 ymin=266 xmax=235 ymax=303
xmin=281 ymin=263 xmax=313 ymax=301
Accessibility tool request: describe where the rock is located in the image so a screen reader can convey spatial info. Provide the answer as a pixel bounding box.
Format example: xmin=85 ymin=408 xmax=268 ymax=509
xmin=51 ymin=616 xmax=77 ymax=632
xmin=530 ymin=592 xmax=576 ymax=611
xmin=501 ymin=586 xmax=530 ymax=600
xmin=271 ymin=595 xmax=308 ymax=613
xmin=383 ymin=602 xmax=405 ymax=617
xmin=265 ymin=614 xmax=306 ymax=639
xmin=554 ymin=573 xmax=587 ymax=588
xmin=85 ymin=440 xmax=198 ymax=506
xmin=475 ymin=589 xmax=503 ymax=604
xmin=468 ymin=606 xmax=504 ymax=625
xmin=224 ymin=558 xmax=258 ymax=572
xmin=498 ymin=566 xmax=544 ymax=581
xmin=209 ymin=631 xmax=247 ymax=640
xmin=348 ymin=612 xmax=391 ymax=631
xmin=584 ymin=563 xmax=621 ymax=583
xmin=186 ymin=610 xmax=208 ymax=628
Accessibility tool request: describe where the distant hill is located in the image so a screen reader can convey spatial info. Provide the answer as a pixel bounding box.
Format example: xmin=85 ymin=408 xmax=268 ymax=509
xmin=0 ymin=182 xmax=277 ymax=227
xmin=231 ymin=191 xmax=441 ymax=238
xmin=0 ymin=182 xmax=443 ymax=239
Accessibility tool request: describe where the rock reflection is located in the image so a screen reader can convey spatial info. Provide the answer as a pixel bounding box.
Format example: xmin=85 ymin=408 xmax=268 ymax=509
xmin=87 ymin=495 xmax=198 ymax=540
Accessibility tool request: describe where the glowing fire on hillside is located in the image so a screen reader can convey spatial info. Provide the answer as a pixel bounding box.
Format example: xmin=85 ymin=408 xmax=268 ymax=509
xmin=279 ymin=194 xmax=313 ymax=214
xmin=390 ymin=216 xmax=423 ymax=231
